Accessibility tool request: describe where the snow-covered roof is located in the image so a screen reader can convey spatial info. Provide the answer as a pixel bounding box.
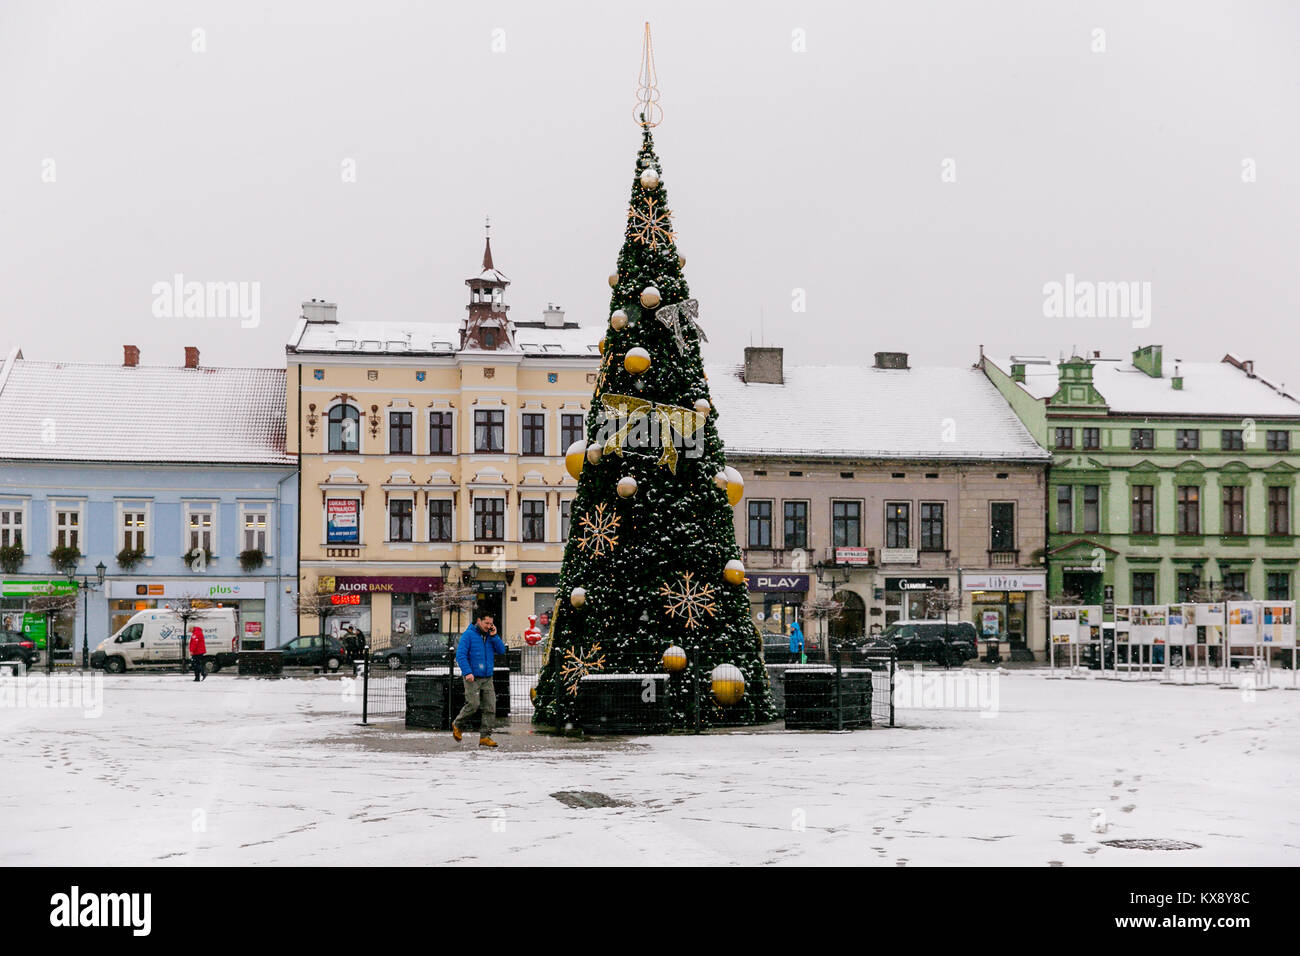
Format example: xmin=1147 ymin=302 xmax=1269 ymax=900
xmin=990 ymin=355 xmax=1300 ymax=417
xmin=289 ymin=318 xmax=600 ymax=357
xmin=0 ymin=350 xmax=293 ymax=465
xmin=706 ymin=364 xmax=1050 ymax=461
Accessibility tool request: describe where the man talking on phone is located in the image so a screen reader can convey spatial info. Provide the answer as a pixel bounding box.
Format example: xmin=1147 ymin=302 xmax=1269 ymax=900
xmin=452 ymin=611 xmax=506 ymax=748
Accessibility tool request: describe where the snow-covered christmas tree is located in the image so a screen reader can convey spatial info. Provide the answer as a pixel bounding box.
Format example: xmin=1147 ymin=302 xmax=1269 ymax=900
xmin=533 ymin=25 xmax=776 ymax=729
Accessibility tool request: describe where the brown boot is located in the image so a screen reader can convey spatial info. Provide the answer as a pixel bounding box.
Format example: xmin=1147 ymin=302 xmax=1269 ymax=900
xmin=451 ymin=724 xmax=462 ymax=742
xmin=478 ymin=736 xmax=498 ymax=748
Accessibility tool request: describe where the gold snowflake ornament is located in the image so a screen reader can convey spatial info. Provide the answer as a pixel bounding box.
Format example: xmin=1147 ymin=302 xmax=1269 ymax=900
xmin=560 ymin=643 xmax=607 ymax=695
xmin=659 ymin=571 xmax=717 ymax=630
xmin=577 ymin=502 xmax=621 ymax=557
xmin=628 ymin=196 xmax=676 ymax=250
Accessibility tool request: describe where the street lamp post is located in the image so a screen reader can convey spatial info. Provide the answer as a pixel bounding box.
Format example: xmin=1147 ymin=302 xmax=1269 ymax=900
xmin=68 ymin=561 xmax=107 ymax=669
xmin=813 ymin=559 xmax=852 ymax=662
xmin=440 ymin=561 xmax=451 ymax=634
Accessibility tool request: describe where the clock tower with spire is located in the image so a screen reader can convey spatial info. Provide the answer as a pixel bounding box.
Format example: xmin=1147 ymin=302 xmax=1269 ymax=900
xmin=460 ymin=219 xmax=513 ymax=351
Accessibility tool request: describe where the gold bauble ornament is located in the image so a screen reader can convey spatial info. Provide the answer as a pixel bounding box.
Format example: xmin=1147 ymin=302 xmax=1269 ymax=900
xmin=639 ymin=286 xmax=661 ymax=309
xmin=677 ymin=254 xmax=686 ymax=269
xmin=624 ymin=347 xmax=651 ymax=375
xmin=617 ymin=475 xmax=638 ymax=498
xmin=723 ymin=465 xmax=744 ymax=506
xmin=608 ymin=274 xmax=619 ymax=288
xmin=599 ymin=337 xmax=607 ymax=355
xmin=610 ymin=309 xmax=629 ymax=331
xmin=723 ymin=559 xmax=746 ymax=586
xmin=564 ymin=440 xmax=586 ymax=480
xmin=585 ymin=441 xmax=602 ymax=465
xmin=639 ymin=167 xmax=660 ymax=190
xmin=711 ymin=663 xmax=746 ymax=706
xmin=662 ymin=645 xmax=687 ymax=673
xmin=570 ymin=587 xmax=587 ymax=608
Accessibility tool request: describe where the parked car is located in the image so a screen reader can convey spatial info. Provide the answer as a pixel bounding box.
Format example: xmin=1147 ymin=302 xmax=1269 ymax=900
xmin=278 ymin=635 xmax=347 ymax=671
xmin=372 ymin=633 xmax=454 ymax=670
xmin=91 ymin=608 xmax=240 ymax=673
xmin=0 ymin=630 xmax=37 ymax=669
xmin=856 ymin=621 xmax=977 ymax=667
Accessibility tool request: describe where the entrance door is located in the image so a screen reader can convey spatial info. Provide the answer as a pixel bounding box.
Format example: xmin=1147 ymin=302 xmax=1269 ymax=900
xmin=473 ymin=589 xmax=504 ymax=635
xmin=830 ymin=590 xmax=866 ymax=644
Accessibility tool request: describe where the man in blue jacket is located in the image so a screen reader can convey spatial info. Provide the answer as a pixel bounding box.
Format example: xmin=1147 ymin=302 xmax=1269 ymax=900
xmin=452 ymin=612 xmax=506 ymax=748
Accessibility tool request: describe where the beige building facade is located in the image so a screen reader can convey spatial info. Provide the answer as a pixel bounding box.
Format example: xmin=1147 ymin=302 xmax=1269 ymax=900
xmin=285 ymin=238 xmax=600 ymax=648
xmin=708 ymin=348 xmax=1052 ymax=659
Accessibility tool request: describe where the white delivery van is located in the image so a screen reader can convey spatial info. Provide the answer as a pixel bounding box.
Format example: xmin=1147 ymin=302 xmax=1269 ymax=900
xmin=91 ymin=608 xmax=240 ymax=673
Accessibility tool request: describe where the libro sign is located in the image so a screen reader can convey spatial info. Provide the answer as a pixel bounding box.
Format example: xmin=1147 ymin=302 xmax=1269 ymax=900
xmin=963 ymin=573 xmax=1046 ymax=592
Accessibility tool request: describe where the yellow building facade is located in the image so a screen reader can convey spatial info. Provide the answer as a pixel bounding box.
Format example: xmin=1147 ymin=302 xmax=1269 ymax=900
xmin=285 ymin=238 xmax=601 ymax=648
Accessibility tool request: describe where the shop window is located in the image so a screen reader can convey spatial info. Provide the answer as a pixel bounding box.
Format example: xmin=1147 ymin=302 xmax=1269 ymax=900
xmin=429 ymin=411 xmax=454 ymax=455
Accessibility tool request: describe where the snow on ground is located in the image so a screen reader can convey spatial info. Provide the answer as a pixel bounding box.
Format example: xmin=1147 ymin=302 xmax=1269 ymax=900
xmin=1 ymin=668 xmax=1297 ymax=866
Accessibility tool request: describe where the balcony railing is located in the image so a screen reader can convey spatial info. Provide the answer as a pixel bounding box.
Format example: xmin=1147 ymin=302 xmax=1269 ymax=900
xmin=988 ymin=549 xmax=1020 ymax=566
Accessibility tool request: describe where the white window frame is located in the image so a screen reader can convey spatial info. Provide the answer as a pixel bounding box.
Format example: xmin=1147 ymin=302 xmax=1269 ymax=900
xmin=386 ymin=495 xmax=416 ymax=545
xmin=427 ymin=496 xmax=455 ymax=544
xmin=520 ymin=495 xmax=547 ymax=544
xmin=115 ymin=500 xmax=150 ymax=554
xmin=0 ymin=499 xmax=29 ymax=551
xmin=239 ymin=501 xmax=273 ymax=555
xmin=183 ymin=501 xmax=218 ymax=556
xmin=386 ymin=400 xmax=415 ymax=457
xmin=471 ymin=402 xmax=509 ymax=455
xmin=519 ymin=403 xmax=547 ymax=458
xmin=472 ymin=494 xmax=507 ymax=541
xmin=426 ymin=405 xmax=456 ymax=458
xmin=325 ymin=400 xmax=364 ymax=456
xmin=559 ymin=497 xmax=573 ymax=542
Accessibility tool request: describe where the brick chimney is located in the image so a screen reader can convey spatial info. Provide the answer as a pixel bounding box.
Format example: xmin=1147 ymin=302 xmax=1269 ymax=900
xmin=123 ymin=345 xmax=140 ymax=367
xmin=873 ymin=351 xmax=909 ymax=370
xmin=743 ymin=346 xmax=783 ymax=384
xmin=184 ymin=347 xmax=200 ymax=369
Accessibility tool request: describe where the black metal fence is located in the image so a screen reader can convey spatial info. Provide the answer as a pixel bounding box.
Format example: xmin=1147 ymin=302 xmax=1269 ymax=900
xmin=360 ymin=640 xmax=896 ymax=732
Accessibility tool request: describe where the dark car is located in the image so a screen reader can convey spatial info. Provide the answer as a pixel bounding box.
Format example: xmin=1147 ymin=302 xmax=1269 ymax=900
xmin=278 ymin=635 xmax=347 ymax=671
xmin=860 ymin=621 xmax=976 ymax=667
xmin=0 ymin=630 xmax=38 ymax=669
xmin=372 ymin=633 xmax=455 ymax=670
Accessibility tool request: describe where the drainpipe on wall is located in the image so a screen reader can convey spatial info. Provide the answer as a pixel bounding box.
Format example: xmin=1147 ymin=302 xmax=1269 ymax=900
xmin=275 ymin=468 xmax=297 ymax=647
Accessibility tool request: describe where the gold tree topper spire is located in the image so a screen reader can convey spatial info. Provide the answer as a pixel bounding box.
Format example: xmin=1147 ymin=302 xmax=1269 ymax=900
xmin=634 ymin=22 xmax=662 ymax=128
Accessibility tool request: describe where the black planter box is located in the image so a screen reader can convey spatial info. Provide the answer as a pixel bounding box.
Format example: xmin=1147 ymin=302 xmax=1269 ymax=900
xmin=783 ymin=666 xmax=873 ymax=730
xmin=575 ymin=674 xmax=672 ymax=734
xmin=405 ymin=669 xmax=510 ymax=730
xmin=237 ymin=651 xmax=284 ymax=676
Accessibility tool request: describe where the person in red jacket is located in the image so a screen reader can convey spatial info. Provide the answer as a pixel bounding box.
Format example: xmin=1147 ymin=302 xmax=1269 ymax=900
xmin=189 ymin=626 xmax=208 ymax=682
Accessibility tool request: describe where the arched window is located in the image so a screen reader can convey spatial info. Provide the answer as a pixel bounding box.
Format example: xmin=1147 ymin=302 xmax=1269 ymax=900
xmin=328 ymin=404 xmax=360 ymax=453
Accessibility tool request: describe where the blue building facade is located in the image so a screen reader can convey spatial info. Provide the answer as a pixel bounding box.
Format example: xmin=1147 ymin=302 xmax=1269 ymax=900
xmin=0 ymin=346 xmax=298 ymax=660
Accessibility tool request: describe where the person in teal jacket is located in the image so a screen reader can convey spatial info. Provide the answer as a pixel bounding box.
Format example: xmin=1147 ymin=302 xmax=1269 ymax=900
xmin=789 ymin=620 xmax=805 ymax=663
xmin=452 ymin=612 xmax=506 ymax=748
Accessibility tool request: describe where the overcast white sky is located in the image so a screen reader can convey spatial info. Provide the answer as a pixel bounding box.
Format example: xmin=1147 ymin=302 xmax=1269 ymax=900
xmin=2 ymin=0 xmax=1298 ymax=387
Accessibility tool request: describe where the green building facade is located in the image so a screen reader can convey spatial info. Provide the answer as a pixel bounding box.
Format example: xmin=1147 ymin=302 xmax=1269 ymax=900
xmin=983 ymin=346 xmax=1299 ymax=606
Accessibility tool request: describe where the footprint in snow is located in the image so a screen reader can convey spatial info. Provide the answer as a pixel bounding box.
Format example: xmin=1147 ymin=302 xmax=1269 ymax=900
xmin=1060 ymin=833 xmax=1076 ymax=844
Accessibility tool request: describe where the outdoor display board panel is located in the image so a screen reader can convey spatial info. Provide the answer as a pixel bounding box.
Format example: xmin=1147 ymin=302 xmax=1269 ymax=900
xmin=1260 ymin=602 xmax=1296 ymax=648
xmin=1226 ymin=602 xmax=1258 ymax=647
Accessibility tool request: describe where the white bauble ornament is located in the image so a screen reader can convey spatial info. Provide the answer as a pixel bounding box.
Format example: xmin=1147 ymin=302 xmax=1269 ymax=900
xmin=713 ymin=470 xmax=728 ymax=490
xmin=585 ymin=441 xmax=603 ymax=465
xmin=723 ymin=559 xmax=746 ymax=585
xmin=624 ymin=347 xmax=651 ymax=375
xmin=617 ymin=476 xmax=638 ymax=498
xmin=639 ymin=167 xmax=660 ymax=190
xmin=722 ymin=465 xmax=744 ymax=505
xmin=610 ymin=309 xmax=629 ymax=331
xmin=570 ymin=587 xmax=587 ymax=608
xmin=639 ymin=286 xmax=661 ymax=309
xmin=693 ymin=398 xmax=711 ymax=416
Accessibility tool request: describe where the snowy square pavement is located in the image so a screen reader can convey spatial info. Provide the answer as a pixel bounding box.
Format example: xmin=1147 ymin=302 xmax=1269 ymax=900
xmin=2 ymin=669 xmax=1297 ymax=866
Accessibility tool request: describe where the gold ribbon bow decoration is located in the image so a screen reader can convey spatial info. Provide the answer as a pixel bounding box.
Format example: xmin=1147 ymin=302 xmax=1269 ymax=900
xmin=600 ymin=393 xmax=708 ymax=474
